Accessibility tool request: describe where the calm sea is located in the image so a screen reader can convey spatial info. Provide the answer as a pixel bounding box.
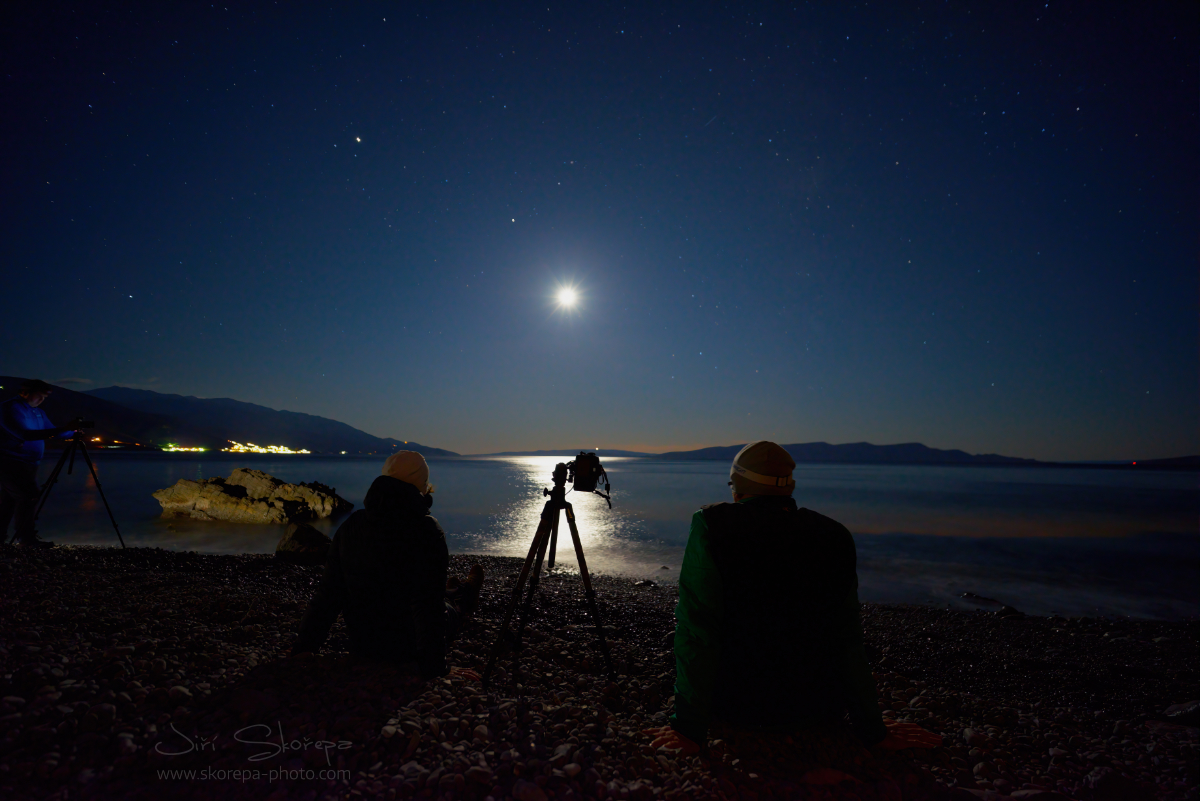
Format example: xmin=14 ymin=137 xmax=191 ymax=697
xmin=21 ymin=453 xmax=1199 ymax=620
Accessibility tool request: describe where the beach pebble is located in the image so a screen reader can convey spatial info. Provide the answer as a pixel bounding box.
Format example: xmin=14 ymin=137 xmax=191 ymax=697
xmin=465 ymin=765 xmax=493 ymax=783
xmin=1084 ymin=767 xmax=1157 ymax=801
xmin=1163 ymin=699 xmax=1200 ymax=726
xmin=512 ymin=778 xmax=547 ymax=801
xmin=963 ymin=727 xmax=992 ymax=748
xmin=1 ymin=546 xmax=1194 ymax=801
xmin=89 ymin=703 xmax=116 ymax=725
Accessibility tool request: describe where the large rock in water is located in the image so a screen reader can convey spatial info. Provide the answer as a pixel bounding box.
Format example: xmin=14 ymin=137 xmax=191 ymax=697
xmin=152 ymin=468 xmax=352 ymax=524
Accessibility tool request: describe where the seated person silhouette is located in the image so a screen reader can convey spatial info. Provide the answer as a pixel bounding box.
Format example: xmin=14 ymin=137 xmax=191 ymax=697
xmin=644 ymin=441 xmax=941 ymax=753
xmin=292 ymin=451 xmax=483 ymax=680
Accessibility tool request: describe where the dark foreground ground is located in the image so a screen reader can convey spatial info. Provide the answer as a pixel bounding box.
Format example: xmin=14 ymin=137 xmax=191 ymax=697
xmin=0 ymin=546 xmax=1195 ymax=801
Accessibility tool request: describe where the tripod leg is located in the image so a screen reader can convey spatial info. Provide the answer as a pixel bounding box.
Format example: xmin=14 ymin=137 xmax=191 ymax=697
xmin=563 ymin=501 xmax=616 ymax=679
xmin=548 ymin=513 xmax=559 ymax=570
xmin=514 ymin=508 xmax=554 ymax=647
xmin=77 ymin=443 xmax=125 ymax=549
xmin=482 ymin=508 xmax=554 ymax=689
xmin=18 ymin=442 xmax=73 ymax=544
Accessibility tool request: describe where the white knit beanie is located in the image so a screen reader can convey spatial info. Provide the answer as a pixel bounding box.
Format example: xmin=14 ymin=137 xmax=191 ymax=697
xmin=730 ymin=441 xmax=796 ymax=496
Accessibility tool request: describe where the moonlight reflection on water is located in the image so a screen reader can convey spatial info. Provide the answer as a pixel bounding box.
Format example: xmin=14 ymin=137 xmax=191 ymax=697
xmin=28 ymin=454 xmax=1198 ymax=618
xmin=460 ymin=457 xmax=668 ymax=577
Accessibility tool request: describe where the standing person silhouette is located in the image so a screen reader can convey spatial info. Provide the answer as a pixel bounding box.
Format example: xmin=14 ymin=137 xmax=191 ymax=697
xmin=0 ymin=379 xmax=76 ymax=548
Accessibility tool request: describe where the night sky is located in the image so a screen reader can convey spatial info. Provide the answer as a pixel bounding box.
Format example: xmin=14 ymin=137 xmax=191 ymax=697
xmin=3 ymin=2 xmax=1195 ymax=460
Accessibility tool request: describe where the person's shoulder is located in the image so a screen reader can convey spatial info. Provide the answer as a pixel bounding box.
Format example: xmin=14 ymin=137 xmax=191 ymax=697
xmin=0 ymin=397 xmax=27 ymax=423
xmin=698 ymin=500 xmax=741 ymax=529
xmin=796 ymin=507 xmax=853 ymax=537
xmin=332 ymin=508 xmax=370 ymax=536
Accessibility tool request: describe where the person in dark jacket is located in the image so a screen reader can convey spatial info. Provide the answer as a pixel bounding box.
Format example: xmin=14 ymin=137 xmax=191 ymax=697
xmin=644 ymin=441 xmax=941 ymax=754
xmin=0 ymin=379 xmax=76 ymax=548
xmin=291 ymin=451 xmax=484 ymax=679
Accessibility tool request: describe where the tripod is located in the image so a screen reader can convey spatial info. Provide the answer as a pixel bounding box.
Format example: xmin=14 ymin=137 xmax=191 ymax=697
xmin=482 ymin=461 xmax=615 ymax=689
xmin=8 ymin=432 xmax=125 ymax=548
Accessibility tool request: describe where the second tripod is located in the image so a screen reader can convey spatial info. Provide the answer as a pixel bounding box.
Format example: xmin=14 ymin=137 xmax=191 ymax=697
xmin=482 ymin=459 xmax=615 ymax=689
xmin=9 ymin=431 xmax=125 ymax=548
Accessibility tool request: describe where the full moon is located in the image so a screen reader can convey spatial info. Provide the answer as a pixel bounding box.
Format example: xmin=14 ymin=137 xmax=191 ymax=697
xmin=556 ymin=287 xmax=578 ymax=307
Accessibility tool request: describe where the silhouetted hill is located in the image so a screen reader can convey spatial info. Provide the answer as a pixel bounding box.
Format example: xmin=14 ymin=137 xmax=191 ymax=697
xmin=378 ymin=438 xmax=458 ymax=457
xmin=654 ymin=441 xmax=1037 ymax=465
xmin=0 ymin=377 xmax=219 ymax=450
xmin=82 ymin=386 xmax=457 ymax=456
xmin=1131 ymin=455 xmax=1200 ymax=470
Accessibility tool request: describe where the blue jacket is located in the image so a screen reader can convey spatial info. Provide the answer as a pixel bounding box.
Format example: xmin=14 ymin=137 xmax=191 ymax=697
xmin=0 ymin=397 xmax=64 ymax=464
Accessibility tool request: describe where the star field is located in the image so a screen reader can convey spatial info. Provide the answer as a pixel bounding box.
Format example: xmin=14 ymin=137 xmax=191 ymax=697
xmin=1 ymin=2 xmax=1195 ymax=459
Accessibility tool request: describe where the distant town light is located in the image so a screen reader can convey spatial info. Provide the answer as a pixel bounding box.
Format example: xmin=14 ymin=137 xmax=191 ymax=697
xmin=222 ymin=441 xmax=311 ymax=455
xmin=163 ymin=444 xmax=207 ymax=452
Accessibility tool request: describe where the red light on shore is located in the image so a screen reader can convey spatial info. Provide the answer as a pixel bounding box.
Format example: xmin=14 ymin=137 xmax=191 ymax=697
xmin=1132 ymin=462 xmax=1137 ymax=465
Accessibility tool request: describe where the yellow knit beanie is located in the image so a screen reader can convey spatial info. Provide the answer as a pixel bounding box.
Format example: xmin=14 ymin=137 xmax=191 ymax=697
xmin=382 ymin=451 xmax=432 ymax=494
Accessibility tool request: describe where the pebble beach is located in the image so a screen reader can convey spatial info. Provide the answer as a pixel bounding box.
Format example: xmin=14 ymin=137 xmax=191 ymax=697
xmin=0 ymin=545 xmax=1195 ymax=801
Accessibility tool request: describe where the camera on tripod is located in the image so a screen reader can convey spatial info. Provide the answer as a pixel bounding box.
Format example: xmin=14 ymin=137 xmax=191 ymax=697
xmin=482 ymin=450 xmax=618 ymax=687
xmin=567 ymin=451 xmax=610 ymax=503
xmin=72 ymin=419 xmax=96 ymax=429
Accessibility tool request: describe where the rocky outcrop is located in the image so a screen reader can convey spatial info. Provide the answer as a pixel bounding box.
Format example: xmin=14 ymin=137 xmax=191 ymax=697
xmin=275 ymin=522 xmax=332 ymax=566
xmin=152 ymin=468 xmax=352 ymax=524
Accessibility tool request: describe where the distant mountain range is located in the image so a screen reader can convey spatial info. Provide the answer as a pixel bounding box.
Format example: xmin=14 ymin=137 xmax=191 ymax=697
xmin=83 ymin=386 xmax=457 ymax=456
xmin=484 ymin=445 xmax=1198 ymax=468
xmin=0 ymin=378 xmax=455 ymax=456
xmin=471 ymin=449 xmax=652 ymax=458
xmin=481 ymin=442 xmax=1037 ymax=465
xmin=84 ymin=386 xmax=456 ymax=456
xmin=0 ymin=377 xmax=216 ymax=451
xmin=3 ymin=378 xmax=1192 ymax=466
xmin=654 ymin=441 xmax=1038 ymax=465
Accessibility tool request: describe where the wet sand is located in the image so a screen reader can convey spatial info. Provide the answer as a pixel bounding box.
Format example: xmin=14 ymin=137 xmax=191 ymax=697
xmin=0 ymin=546 xmax=1195 ymax=801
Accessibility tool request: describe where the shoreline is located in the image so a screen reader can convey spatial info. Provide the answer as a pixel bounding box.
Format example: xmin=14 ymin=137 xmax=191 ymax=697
xmin=0 ymin=546 xmax=1195 ymax=800
xmin=39 ymin=448 xmax=1200 ymax=472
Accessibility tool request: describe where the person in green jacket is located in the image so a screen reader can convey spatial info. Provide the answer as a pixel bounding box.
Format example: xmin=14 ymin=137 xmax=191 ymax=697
xmin=643 ymin=441 xmax=941 ymax=754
